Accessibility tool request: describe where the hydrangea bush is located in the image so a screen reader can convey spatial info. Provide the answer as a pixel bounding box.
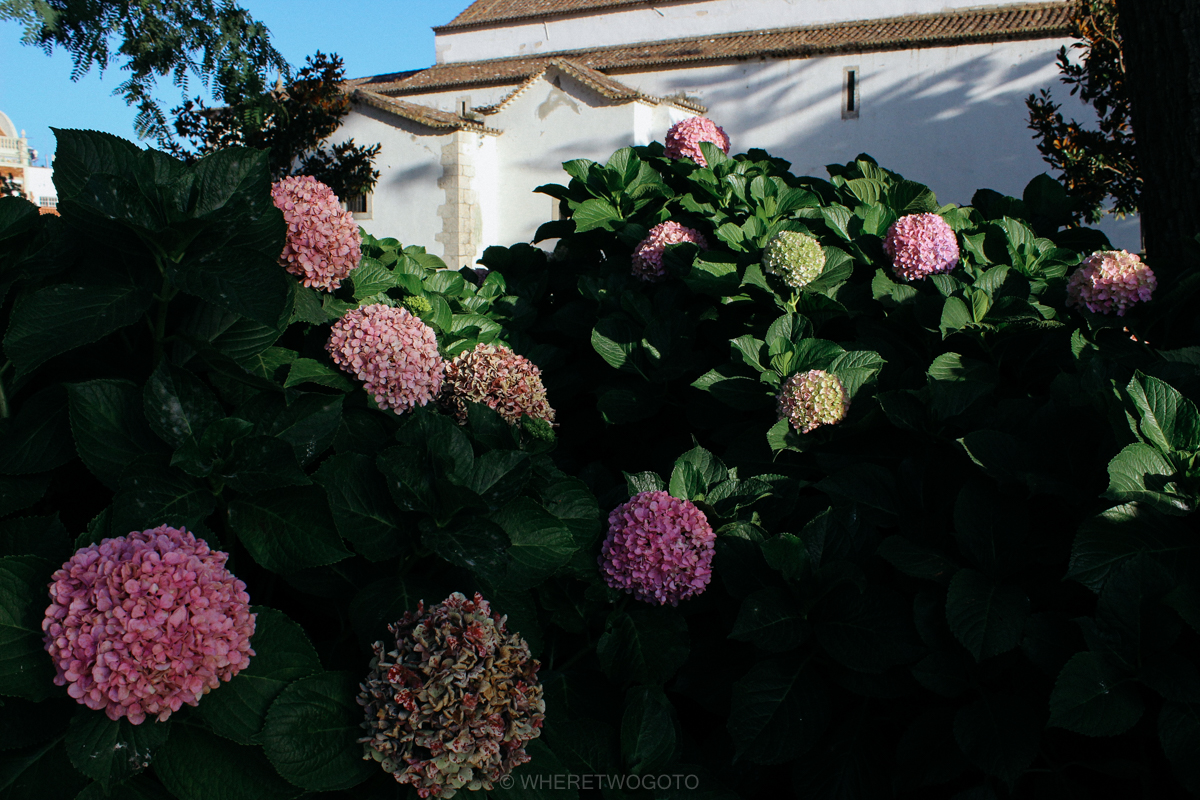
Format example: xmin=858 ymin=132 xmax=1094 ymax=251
xmin=0 ymin=126 xmax=1198 ymax=800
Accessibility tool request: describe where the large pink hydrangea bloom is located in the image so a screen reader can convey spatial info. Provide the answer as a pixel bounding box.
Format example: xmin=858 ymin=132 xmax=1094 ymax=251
xmin=599 ymin=491 xmax=715 ymax=606
xmin=778 ymin=369 xmax=849 ymax=434
xmin=42 ymin=525 xmax=255 ymax=724
xmin=632 ymin=221 xmax=708 ymax=282
xmin=271 ymin=175 xmax=363 ymax=292
xmin=327 ymin=304 xmax=445 ymax=415
xmin=442 ymin=342 xmax=555 ymax=426
xmin=664 ymin=117 xmax=731 ymax=167
xmin=883 ymin=213 xmax=960 ymax=281
xmin=1066 ymin=250 xmax=1156 ymax=316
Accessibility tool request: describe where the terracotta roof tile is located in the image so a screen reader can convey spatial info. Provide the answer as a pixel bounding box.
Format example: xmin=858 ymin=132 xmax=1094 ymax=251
xmin=350 ymin=90 xmax=502 ymax=134
xmin=472 ymin=58 xmax=706 ymax=114
xmin=438 ymin=0 xmax=677 ymax=31
xmin=356 ymin=3 xmax=1074 ymax=97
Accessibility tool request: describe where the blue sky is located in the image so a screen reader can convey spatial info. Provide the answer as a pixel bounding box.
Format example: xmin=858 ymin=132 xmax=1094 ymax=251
xmin=0 ymin=0 xmax=475 ymax=163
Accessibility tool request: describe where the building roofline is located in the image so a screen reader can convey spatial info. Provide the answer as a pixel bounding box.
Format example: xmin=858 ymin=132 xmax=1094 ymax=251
xmin=473 ymin=58 xmax=707 ymax=115
xmin=349 ymin=89 xmax=503 ymax=134
xmin=434 ymin=0 xmax=697 ymax=33
xmin=353 ymin=2 xmax=1075 ymax=97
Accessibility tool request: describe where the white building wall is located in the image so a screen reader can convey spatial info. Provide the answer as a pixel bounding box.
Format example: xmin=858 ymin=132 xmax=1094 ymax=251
xmin=490 ymin=72 xmax=667 ymax=250
xmin=435 ymin=0 xmax=1051 ymax=63
xmin=619 ymin=39 xmax=1140 ymax=249
xmin=356 ymin=15 xmax=1139 ymax=258
xmin=334 ymin=103 xmax=456 ymax=250
xmin=22 ymin=166 xmax=56 ymax=207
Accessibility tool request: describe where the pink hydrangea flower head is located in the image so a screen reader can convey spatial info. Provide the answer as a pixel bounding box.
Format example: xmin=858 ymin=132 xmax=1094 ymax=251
xmin=778 ymin=369 xmax=849 ymax=434
xmin=632 ymin=221 xmax=708 ymax=282
xmin=883 ymin=213 xmax=960 ymax=281
xmin=327 ymin=304 xmax=445 ymax=415
xmin=599 ymin=490 xmax=715 ymax=606
xmin=42 ymin=525 xmax=255 ymax=725
xmin=664 ymin=117 xmax=731 ymax=167
xmin=271 ymin=175 xmax=363 ymax=292
xmin=358 ymin=592 xmax=544 ymax=798
xmin=1066 ymin=250 xmax=1156 ymax=316
xmin=442 ymin=343 xmax=554 ymax=426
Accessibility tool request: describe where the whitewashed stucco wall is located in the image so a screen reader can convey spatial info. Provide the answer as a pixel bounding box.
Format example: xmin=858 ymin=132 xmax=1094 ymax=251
xmin=491 ymin=72 xmax=680 ymax=251
xmin=347 ymin=14 xmax=1138 ymax=262
xmin=435 ymin=0 xmax=1051 ymax=64
xmin=334 ymin=103 xmax=456 ymax=247
xmin=615 ymin=37 xmax=1139 ymax=248
xmin=22 ymin=166 xmax=56 ymax=206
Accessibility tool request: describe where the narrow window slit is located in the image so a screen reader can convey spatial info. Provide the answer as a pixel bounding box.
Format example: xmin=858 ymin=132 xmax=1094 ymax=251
xmin=842 ymin=66 xmax=860 ymax=119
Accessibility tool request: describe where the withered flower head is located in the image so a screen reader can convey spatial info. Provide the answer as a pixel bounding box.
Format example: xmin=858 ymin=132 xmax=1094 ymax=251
xmin=358 ymin=592 xmax=545 ymax=798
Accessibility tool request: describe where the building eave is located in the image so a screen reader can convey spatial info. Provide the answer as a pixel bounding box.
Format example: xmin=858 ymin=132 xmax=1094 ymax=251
xmin=349 ymin=89 xmax=503 ymax=134
xmin=356 ymin=2 xmax=1076 ymax=98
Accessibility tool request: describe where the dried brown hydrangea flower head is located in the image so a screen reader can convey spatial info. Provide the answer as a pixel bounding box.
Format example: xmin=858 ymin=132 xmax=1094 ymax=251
xmin=441 ymin=343 xmax=555 ymax=427
xmin=358 ymin=592 xmax=545 ymax=798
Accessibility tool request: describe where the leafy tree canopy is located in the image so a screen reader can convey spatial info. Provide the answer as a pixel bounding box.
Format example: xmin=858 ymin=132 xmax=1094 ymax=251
xmin=0 ymin=0 xmax=289 ymax=144
xmin=169 ymin=52 xmax=381 ymax=199
xmin=1027 ymin=0 xmax=1138 ymax=224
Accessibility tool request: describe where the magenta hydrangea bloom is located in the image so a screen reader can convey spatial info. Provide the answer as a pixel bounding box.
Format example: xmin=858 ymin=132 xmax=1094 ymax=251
xmin=883 ymin=213 xmax=960 ymax=281
xmin=328 ymin=304 xmax=445 ymax=415
xmin=442 ymin=343 xmax=554 ymax=426
xmin=778 ymin=369 xmax=849 ymax=434
xmin=1066 ymin=250 xmax=1156 ymax=316
xmin=599 ymin=490 xmax=715 ymax=606
xmin=632 ymin=221 xmax=708 ymax=282
xmin=271 ymin=175 xmax=363 ymax=292
xmin=42 ymin=525 xmax=255 ymax=725
xmin=664 ymin=117 xmax=731 ymax=167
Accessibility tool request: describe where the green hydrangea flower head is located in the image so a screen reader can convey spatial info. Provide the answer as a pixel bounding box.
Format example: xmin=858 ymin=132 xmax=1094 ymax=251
xmin=762 ymin=231 xmax=825 ymax=289
xmin=777 ymin=369 xmax=848 ymax=434
xmin=401 ymin=295 xmax=432 ymax=317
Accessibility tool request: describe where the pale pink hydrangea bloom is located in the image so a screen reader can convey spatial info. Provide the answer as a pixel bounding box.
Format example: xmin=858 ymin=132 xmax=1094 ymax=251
xmin=599 ymin=490 xmax=715 ymax=606
xmin=883 ymin=213 xmax=960 ymax=281
xmin=442 ymin=343 xmax=554 ymax=426
xmin=1066 ymin=250 xmax=1156 ymax=316
xmin=42 ymin=525 xmax=255 ymax=725
xmin=632 ymin=221 xmax=708 ymax=282
xmin=327 ymin=304 xmax=445 ymax=415
xmin=664 ymin=117 xmax=731 ymax=167
xmin=271 ymin=175 xmax=363 ymax=292
xmin=778 ymin=369 xmax=849 ymax=434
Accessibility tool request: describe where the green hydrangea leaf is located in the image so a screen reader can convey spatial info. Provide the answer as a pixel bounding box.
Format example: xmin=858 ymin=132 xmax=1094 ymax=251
xmin=313 ymin=453 xmax=408 ymax=562
xmin=621 ymin=687 xmax=676 ymax=775
xmin=154 ymin=723 xmax=298 ymax=800
xmin=4 ymin=269 xmax=154 ymax=377
xmin=64 ymin=714 xmax=169 ymax=785
xmin=193 ymin=607 xmax=321 ymax=746
xmin=728 ymin=658 xmax=828 ymax=764
xmin=945 ymin=569 xmax=1029 ymax=662
xmin=597 ymin=608 xmax=688 ymax=685
xmin=0 ymin=555 xmax=57 ymax=700
xmin=67 ymin=380 xmax=166 ymax=489
xmin=952 ymin=693 xmax=1041 ymax=786
xmin=0 ymin=738 xmax=89 ymax=800
xmin=261 ymin=671 xmax=373 ymax=792
xmin=228 ymin=488 xmax=351 ymax=574
xmin=729 ymin=587 xmax=806 ymax=652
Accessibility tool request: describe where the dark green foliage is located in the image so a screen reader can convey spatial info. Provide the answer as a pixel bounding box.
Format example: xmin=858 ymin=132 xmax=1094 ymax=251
xmin=0 ymin=129 xmax=1198 ymax=799
xmin=170 ymin=52 xmax=381 ymax=199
